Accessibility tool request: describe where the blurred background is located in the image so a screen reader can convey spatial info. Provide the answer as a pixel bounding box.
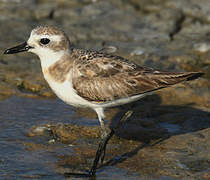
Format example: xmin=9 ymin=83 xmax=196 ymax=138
xmin=0 ymin=0 xmax=209 ymax=179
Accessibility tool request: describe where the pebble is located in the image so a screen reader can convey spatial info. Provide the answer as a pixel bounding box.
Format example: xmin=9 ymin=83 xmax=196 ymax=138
xmin=130 ymin=48 xmax=145 ymax=56
xmin=194 ymin=43 xmax=210 ymax=52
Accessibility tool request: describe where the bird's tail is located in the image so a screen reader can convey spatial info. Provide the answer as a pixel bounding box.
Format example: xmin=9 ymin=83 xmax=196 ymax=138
xmin=147 ymin=71 xmax=204 ymax=87
xmin=185 ymin=72 xmax=204 ymax=81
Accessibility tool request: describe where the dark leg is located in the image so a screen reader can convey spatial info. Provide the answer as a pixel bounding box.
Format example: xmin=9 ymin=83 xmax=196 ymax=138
xmin=100 ymin=110 xmax=134 ymax=164
xmin=89 ymin=110 xmax=133 ymax=176
xmin=89 ymin=130 xmax=114 ymax=176
xmin=100 ymin=130 xmax=114 ymax=164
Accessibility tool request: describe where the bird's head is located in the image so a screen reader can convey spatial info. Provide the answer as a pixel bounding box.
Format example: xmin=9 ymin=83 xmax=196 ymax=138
xmin=4 ymin=26 xmax=71 ymax=59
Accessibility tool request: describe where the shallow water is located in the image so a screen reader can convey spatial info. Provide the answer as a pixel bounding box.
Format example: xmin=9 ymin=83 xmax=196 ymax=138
xmin=0 ymin=96 xmax=141 ymax=179
xmin=158 ymin=122 xmax=181 ymax=133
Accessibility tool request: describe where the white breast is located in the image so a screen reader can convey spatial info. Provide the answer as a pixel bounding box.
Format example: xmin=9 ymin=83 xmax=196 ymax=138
xmin=43 ymin=73 xmax=93 ymax=108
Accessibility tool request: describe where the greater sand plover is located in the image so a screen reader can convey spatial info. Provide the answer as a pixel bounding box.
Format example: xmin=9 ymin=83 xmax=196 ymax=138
xmin=4 ymin=26 xmax=204 ymax=176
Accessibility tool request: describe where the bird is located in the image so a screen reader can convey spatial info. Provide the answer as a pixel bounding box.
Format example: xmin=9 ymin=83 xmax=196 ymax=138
xmin=4 ymin=26 xmax=204 ymax=176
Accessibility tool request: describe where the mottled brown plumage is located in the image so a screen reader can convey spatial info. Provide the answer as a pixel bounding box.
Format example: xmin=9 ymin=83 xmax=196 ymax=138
xmin=48 ymin=54 xmax=73 ymax=82
xmin=34 ymin=26 xmax=71 ymax=52
xmin=46 ymin=48 xmax=204 ymax=102
xmin=34 ymin=26 xmax=64 ymax=36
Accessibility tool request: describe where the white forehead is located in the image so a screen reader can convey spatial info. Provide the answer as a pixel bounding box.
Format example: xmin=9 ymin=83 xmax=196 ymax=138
xmin=29 ymin=30 xmax=62 ymax=42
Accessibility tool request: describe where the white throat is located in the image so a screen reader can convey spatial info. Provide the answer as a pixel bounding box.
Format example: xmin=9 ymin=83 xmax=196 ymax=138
xmin=38 ymin=50 xmax=65 ymax=69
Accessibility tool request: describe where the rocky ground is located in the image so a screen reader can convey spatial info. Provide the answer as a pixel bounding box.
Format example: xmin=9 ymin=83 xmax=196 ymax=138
xmin=0 ymin=0 xmax=209 ymax=179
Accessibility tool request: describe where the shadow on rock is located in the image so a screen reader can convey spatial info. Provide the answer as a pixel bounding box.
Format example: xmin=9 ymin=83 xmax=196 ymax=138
xmin=110 ymin=94 xmax=210 ymax=141
xmin=105 ymin=94 xmax=210 ymax=167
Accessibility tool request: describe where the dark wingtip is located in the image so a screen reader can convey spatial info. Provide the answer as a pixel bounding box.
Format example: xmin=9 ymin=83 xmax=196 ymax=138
xmin=186 ymin=72 xmax=205 ymax=81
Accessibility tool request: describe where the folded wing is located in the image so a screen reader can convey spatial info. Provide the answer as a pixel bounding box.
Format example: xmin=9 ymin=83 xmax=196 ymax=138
xmin=72 ymin=50 xmax=203 ymax=102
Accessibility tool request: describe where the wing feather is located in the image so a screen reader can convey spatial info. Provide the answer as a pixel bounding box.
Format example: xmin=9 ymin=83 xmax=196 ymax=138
xmin=71 ymin=49 xmax=203 ymax=102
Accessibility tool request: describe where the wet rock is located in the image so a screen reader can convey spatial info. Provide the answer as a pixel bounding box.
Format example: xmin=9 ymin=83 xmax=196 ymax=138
xmin=56 ymin=154 xmax=88 ymax=170
xmin=23 ymin=142 xmax=51 ymax=151
xmin=39 ymin=89 xmax=56 ymax=98
xmin=28 ymin=124 xmax=101 ymax=144
xmin=115 ymin=128 xmax=210 ymax=179
xmin=28 ymin=125 xmax=52 ymax=137
xmin=0 ymin=82 xmax=16 ymax=100
xmin=130 ymin=47 xmax=145 ymax=56
xmin=194 ymin=42 xmax=210 ymax=53
xmin=21 ymin=79 xmax=43 ymax=93
xmin=166 ymin=0 xmax=210 ymax=24
xmin=33 ymin=4 xmax=56 ymax=20
xmin=30 ymin=121 xmax=209 ymax=179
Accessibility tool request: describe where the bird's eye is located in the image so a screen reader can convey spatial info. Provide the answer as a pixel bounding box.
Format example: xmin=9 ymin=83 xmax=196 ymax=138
xmin=40 ymin=38 xmax=50 ymax=45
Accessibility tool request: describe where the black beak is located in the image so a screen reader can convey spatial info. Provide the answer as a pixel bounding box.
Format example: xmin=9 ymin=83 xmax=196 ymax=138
xmin=4 ymin=42 xmax=33 ymax=54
